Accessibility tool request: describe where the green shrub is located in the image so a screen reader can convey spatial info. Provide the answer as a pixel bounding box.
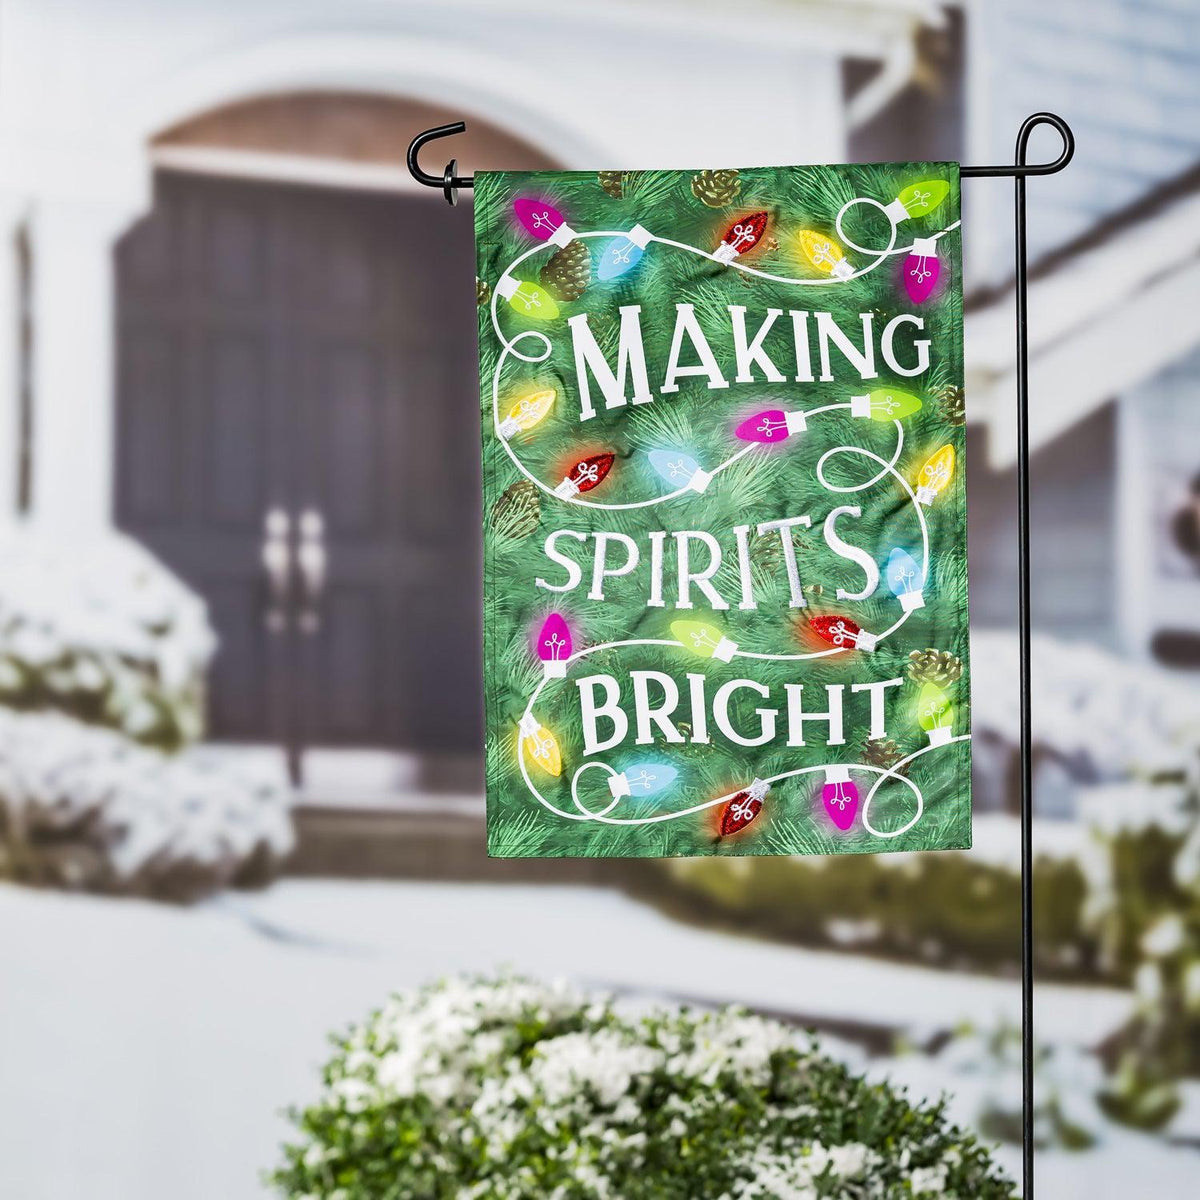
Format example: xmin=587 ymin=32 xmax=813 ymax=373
xmin=270 ymin=974 xmax=1013 ymax=1199
xmin=632 ymin=850 xmax=1090 ymax=979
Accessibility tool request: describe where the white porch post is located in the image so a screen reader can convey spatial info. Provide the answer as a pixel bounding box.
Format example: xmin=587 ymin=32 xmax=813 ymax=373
xmin=27 ymin=199 xmax=140 ymax=533
xmin=0 ymin=196 xmax=25 ymax=518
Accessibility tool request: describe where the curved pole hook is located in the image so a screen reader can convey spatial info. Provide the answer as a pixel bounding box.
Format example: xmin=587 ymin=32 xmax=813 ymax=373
xmin=961 ymin=112 xmax=1075 ymax=178
xmin=406 ymin=121 xmax=474 ymax=205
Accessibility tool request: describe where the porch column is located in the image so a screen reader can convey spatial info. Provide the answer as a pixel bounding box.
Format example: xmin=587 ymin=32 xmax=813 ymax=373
xmin=0 ymin=196 xmax=24 ymax=518
xmin=27 ymin=199 xmax=141 ymax=533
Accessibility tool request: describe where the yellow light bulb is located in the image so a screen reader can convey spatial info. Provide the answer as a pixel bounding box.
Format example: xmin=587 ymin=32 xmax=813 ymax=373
xmin=497 ymin=276 xmax=560 ymax=321
xmin=795 ymin=229 xmax=854 ymax=281
xmin=670 ymin=619 xmax=738 ymax=663
xmin=914 ymin=444 xmax=955 ymax=505
xmin=499 ymin=388 xmax=556 ymax=438
xmin=519 ymin=714 xmax=562 ymax=777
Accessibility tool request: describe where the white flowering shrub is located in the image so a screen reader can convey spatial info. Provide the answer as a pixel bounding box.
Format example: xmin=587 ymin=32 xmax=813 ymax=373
xmin=0 ymin=708 xmax=292 ymax=900
xmin=271 ymin=975 xmax=1012 ymax=1199
xmin=0 ymin=523 xmax=215 ymax=748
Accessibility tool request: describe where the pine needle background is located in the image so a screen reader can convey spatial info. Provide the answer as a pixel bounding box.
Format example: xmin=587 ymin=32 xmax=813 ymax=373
xmin=475 ymin=162 xmax=970 ymax=860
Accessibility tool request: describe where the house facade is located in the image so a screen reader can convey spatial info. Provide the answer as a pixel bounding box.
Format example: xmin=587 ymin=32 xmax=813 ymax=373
xmin=0 ymin=0 xmax=1196 ymax=774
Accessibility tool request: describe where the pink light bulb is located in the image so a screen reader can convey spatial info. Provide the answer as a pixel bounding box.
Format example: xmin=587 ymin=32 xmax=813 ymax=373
xmin=514 ymin=197 xmax=569 ymax=242
xmin=821 ymin=769 xmax=860 ymax=831
xmin=536 ymin=613 xmax=572 ymax=678
xmin=903 ymin=237 xmax=942 ymax=304
xmin=734 ymin=409 xmax=806 ymax=444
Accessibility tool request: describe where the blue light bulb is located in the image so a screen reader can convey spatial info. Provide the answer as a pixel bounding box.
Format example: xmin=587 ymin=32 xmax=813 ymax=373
xmin=597 ymin=224 xmax=651 ymax=282
xmin=647 ymin=449 xmax=711 ymax=493
xmin=609 ymin=762 xmax=679 ymax=800
xmin=598 ymin=237 xmax=644 ymax=280
xmin=887 ymin=547 xmax=927 ymax=612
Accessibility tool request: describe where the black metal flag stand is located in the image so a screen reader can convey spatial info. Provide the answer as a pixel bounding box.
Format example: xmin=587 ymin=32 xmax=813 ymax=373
xmin=408 ymin=113 xmax=1076 ymax=1199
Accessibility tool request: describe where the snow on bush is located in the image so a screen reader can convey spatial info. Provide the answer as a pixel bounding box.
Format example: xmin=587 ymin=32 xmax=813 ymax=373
xmin=0 ymin=523 xmax=215 ymax=748
xmin=270 ymin=974 xmax=1013 ymax=1199
xmin=971 ymin=631 xmax=1200 ymax=778
xmin=0 ymin=707 xmax=292 ymax=900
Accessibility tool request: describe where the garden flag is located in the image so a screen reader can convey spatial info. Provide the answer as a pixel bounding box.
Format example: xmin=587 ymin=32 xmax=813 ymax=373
xmin=475 ymin=163 xmax=970 ymax=858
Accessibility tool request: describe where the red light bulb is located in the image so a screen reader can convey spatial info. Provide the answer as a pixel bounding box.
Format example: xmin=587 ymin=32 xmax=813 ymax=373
xmin=513 ymin=197 xmax=574 ymax=245
xmin=555 ymin=452 xmax=615 ymax=498
xmin=718 ymin=779 xmax=769 ymax=836
xmin=903 ymin=237 xmax=941 ymax=304
xmin=536 ymin=613 xmax=572 ymax=678
xmin=808 ymin=615 xmax=877 ymax=652
xmin=734 ymin=409 xmax=806 ymax=443
xmin=714 ymin=211 xmax=768 ymax=263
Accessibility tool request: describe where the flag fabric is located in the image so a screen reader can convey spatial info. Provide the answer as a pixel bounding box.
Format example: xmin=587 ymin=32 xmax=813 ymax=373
xmin=475 ymin=163 xmax=970 ymax=858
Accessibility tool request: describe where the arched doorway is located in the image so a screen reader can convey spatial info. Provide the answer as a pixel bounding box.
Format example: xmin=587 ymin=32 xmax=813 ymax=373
xmin=115 ymin=94 xmax=559 ymax=785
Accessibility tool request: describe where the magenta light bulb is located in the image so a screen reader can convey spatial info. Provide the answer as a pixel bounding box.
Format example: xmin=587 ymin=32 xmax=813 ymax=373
xmin=536 ymin=613 xmax=572 ymax=678
xmin=821 ymin=767 xmax=859 ymax=831
xmin=903 ymin=237 xmax=941 ymax=304
xmin=513 ymin=198 xmax=573 ymax=244
xmin=734 ymin=409 xmax=807 ymax=444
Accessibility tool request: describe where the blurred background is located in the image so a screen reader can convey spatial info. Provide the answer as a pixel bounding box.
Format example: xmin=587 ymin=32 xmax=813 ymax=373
xmin=2 ymin=0 xmax=1200 ymax=1196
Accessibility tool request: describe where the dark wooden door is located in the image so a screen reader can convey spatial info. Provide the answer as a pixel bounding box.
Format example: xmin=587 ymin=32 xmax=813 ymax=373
xmin=115 ymin=171 xmax=481 ymax=753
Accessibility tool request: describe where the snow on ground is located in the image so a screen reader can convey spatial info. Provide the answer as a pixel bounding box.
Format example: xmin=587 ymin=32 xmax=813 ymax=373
xmin=0 ymin=878 xmax=1189 ymax=1199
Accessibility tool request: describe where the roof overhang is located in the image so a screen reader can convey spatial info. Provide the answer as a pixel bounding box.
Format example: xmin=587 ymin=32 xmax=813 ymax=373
xmin=965 ymin=180 xmax=1200 ymax=467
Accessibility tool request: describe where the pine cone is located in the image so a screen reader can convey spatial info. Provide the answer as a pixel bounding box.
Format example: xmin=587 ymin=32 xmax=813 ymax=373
xmin=908 ymin=648 xmax=963 ymax=687
xmin=540 ymin=239 xmax=590 ymax=302
xmin=691 ymin=168 xmax=740 ymax=208
xmin=939 ymin=384 xmax=966 ymax=426
xmin=598 ymin=170 xmax=626 ymax=199
xmin=491 ymin=480 xmax=541 ymax=540
xmin=862 ymin=737 xmax=906 ymax=773
xmin=476 ymin=277 xmax=491 ymax=307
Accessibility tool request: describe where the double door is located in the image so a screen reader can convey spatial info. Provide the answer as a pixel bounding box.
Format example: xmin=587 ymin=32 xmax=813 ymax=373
xmin=115 ymin=170 xmax=481 ymax=757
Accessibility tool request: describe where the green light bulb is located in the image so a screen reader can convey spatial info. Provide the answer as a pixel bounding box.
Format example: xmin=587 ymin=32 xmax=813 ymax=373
xmin=852 ymin=388 xmax=923 ymax=421
xmin=888 ymin=179 xmax=951 ymax=221
xmin=916 ymin=682 xmax=955 ymax=745
xmin=496 ymin=276 xmax=560 ymax=321
xmin=670 ymin=619 xmax=738 ymax=663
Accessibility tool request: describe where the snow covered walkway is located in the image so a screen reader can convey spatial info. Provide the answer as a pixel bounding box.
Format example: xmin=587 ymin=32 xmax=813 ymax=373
xmin=0 ymin=879 xmax=1185 ymax=1199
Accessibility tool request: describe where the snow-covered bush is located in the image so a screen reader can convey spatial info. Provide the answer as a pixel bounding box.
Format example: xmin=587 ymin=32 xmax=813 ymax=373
xmin=0 ymin=523 xmax=215 ymax=748
xmin=971 ymin=631 xmax=1200 ymax=781
xmin=270 ymin=974 xmax=1012 ymax=1199
xmin=0 ymin=707 xmax=291 ymax=900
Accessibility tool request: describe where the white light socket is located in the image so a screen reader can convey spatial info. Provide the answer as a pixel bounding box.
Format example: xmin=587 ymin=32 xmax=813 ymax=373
xmin=785 ymin=411 xmax=808 ymax=435
xmin=688 ymin=469 xmax=713 ymax=494
xmin=899 ymin=590 xmax=925 ymax=613
xmin=927 ymin=725 xmax=953 ymax=748
xmin=542 ymin=660 xmax=567 ymax=680
xmin=850 ymin=394 xmax=873 ymax=418
xmin=713 ymin=636 xmax=738 ymax=663
xmin=608 ymin=773 xmax=632 ymax=800
xmin=855 ymin=631 xmax=878 ymax=653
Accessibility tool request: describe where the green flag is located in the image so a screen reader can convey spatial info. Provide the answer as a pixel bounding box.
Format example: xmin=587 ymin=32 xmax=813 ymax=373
xmin=476 ymin=163 xmax=970 ymax=858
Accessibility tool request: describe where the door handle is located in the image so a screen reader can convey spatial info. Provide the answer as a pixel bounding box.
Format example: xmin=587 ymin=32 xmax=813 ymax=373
xmin=261 ymin=507 xmax=291 ymax=633
xmin=297 ymin=507 xmax=327 ymax=635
